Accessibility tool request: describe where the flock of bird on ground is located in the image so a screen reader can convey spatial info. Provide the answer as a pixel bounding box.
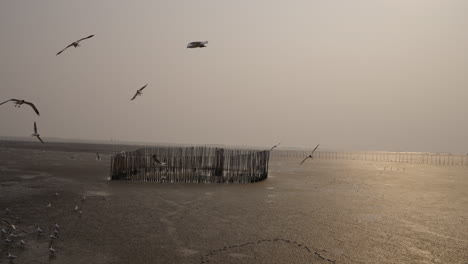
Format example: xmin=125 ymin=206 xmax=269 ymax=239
xmin=1 ymin=191 xmax=107 ymax=262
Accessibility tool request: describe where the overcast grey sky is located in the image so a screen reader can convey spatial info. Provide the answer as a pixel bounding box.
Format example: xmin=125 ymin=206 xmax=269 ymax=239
xmin=1 ymin=0 xmax=467 ymax=153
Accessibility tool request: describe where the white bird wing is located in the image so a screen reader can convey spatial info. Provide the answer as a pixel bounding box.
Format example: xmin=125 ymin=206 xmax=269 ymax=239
xmin=24 ymin=101 xmax=40 ymax=116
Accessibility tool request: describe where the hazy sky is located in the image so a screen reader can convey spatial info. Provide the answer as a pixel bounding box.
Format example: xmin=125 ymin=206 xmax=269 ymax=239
xmin=1 ymin=0 xmax=467 ymax=153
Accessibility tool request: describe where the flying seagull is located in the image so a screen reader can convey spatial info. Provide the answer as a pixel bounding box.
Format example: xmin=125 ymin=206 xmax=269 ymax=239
xmin=131 ymin=84 xmax=148 ymax=100
xmin=56 ymin=35 xmax=95 ymax=55
xmin=0 ymin=99 xmax=40 ymax=116
xmin=270 ymin=142 xmax=281 ymax=151
xmin=32 ymin=122 xmax=45 ymax=144
xmin=152 ymin=155 xmax=167 ymax=167
xmin=300 ymin=144 xmax=320 ymax=165
xmin=187 ymin=41 xmax=208 ymax=48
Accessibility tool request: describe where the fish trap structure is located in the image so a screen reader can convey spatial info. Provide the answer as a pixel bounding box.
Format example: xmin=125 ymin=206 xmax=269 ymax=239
xmin=110 ymin=146 xmax=270 ymax=183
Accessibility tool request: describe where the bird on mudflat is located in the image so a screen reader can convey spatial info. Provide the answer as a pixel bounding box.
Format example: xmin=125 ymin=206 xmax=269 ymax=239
xmin=270 ymin=142 xmax=281 ymax=151
xmin=187 ymin=41 xmax=208 ymax=48
xmin=96 ymin=152 xmax=101 ymax=161
xmin=300 ymin=144 xmax=320 ymax=165
xmin=0 ymin=99 xmax=40 ymax=116
xmin=131 ymin=84 xmax=148 ymax=101
xmin=32 ymin=122 xmax=45 ymax=144
xmin=7 ymin=252 xmax=17 ymax=260
xmin=56 ymin=35 xmax=95 ymax=55
xmin=1 ymin=219 xmax=16 ymax=230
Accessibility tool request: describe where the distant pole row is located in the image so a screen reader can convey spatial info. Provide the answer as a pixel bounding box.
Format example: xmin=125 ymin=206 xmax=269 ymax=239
xmin=272 ymin=150 xmax=468 ymax=166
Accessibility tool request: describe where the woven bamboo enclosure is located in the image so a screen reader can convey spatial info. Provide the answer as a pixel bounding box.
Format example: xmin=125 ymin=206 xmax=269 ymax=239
xmin=110 ymin=146 xmax=270 ymax=183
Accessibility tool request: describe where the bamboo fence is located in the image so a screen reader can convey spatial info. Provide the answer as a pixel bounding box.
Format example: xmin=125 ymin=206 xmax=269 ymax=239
xmin=110 ymin=146 xmax=270 ymax=183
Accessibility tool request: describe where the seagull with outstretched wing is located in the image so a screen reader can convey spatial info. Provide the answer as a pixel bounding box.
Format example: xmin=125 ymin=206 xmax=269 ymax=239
xmin=0 ymin=99 xmax=40 ymax=116
xmin=56 ymin=35 xmax=95 ymax=55
xmin=152 ymin=154 xmax=167 ymax=167
xmin=300 ymin=144 xmax=320 ymax=165
xmin=187 ymin=41 xmax=208 ymax=48
xmin=131 ymin=84 xmax=148 ymax=100
xmin=270 ymin=142 xmax=281 ymax=151
xmin=32 ymin=122 xmax=45 ymax=144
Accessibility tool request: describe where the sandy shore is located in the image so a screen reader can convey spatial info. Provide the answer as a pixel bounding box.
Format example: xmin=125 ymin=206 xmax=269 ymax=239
xmin=0 ymin=143 xmax=467 ymax=263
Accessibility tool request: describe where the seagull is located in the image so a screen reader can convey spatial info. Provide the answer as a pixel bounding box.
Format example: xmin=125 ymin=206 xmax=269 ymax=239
xmin=54 ymin=223 xmax=60 ymax=229
xmin=78 ymin=210 xmax=83 ymax=217
xmin=49 ymin=246 xmax=56 ymax=255
xmin=270 ymin=142 xmax=281 ymax=151
xmin=187 ymin=41 xmax=208 ymax=48
xmin=131 ymin=84 xmax=148 ymax=101
xmin=55 ymin=192 xmax=59 ymax=197
xmin=19 ymin=239 xmax=26 ymax=246
xmin=1 ymin=227 xmax=7 ymax=234
xmin=152 ymin=155 xmax=167 ymax=167
xmin=7 ymin=252 xmax=16 ymax=260
xmin=32 ymin=122 xmax=45 ymax=144
xmin=300 ymin=144 xmax=320 ymax=165
xmin=74 ymin=205 xmax=79 ymax=211
xmin=53 ymin=229 xmax=59 ymax=235
xmin=2 ymin=219 xmax=16 ymax=230
xmin=81 ymin=196 xmax=86 ymax=202
xmin=56 ymin=35 xmax=95 ymax=55
xmin=36 ymin=226 xmax=43 ymax=234
xmin=5 ymin=208 xmax=11 ymax=213
xmin=49 ymin=234 xmax=57 ymax=240
xmin=0 ymin=99 xmax=40 ymax=116
xmin=96 ymin=152 xmax=101 ymax=161
xmin=47 ymin=202 xmax=52 ymax=208
xmin=4 ymin=238 xmax=12 ymax=243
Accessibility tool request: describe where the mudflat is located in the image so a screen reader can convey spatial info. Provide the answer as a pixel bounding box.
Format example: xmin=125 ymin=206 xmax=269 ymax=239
xmin=0 ymin=143 xmax=467 ymax=263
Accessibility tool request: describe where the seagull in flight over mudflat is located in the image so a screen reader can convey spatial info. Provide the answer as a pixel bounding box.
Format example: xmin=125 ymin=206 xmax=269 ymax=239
xmin=56 ymin=35 xmax=95 ymax=55
xmin=32 ymin=122 xmax=45 ymax=144
xmin=187 ymin=41 xmax=208 ymax=48
xmin=270 ymin=142 xmax=281 ymax=151
xmin=131 ymin=84 xmax=148 ymax=101
xmin=300 ymin=144 xmax=320 ymax=165
xmin=152 ymin=155 xmax=167 ymax=167
xmin=0 ymin=99 xmax=40 ymax=116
